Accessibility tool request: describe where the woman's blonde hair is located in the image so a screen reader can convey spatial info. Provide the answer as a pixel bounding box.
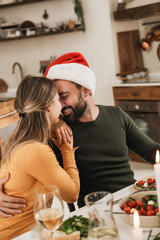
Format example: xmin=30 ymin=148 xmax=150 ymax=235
xmin=2 ymin=75 xmax=57 ymax=163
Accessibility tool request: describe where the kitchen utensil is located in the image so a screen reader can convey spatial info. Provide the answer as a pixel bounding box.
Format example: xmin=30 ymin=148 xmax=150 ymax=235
xmin=117 ymin=30 xmax=144 ymax=73
xmin=20 ymin=20 xmax=36 ymax=35
xmin=146 ymin=32 xmax=154 ymax=43
xmin=151 ymin=25 xmax=160 ymax=41
xmin=140 ymin=38 xmax=150 ymax=51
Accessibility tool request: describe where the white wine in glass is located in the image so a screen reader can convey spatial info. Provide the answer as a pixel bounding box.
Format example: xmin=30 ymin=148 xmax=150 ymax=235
xmin=33 ymin=185 xmax=64 ymax=238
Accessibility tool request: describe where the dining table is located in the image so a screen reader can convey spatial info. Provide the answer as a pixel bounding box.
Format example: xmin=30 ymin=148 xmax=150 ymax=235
xmin=13 ymin=161 xmax=160 ymax=240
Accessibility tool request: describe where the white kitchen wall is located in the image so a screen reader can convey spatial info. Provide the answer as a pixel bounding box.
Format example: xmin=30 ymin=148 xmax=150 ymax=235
xmin=0 ymin=0 xmax=116 ymax=106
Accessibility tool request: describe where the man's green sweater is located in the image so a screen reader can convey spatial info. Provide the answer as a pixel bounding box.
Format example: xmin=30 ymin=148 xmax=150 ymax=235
xmin=51 ymin=105 xmax=160 ymax=207
xmin=70 ymin=105 xmax=160 ymax=206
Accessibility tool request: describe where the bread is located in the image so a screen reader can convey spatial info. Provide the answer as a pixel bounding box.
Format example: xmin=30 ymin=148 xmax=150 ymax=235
xmin=0 ymin=78 xmax=8 ymax=93
xmin=54 ymin=231 xmax=81 ymax=240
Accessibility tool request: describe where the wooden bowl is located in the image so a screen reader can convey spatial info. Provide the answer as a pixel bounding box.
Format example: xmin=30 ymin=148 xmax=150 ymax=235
xmin=20 ymin=20 xmax=36 ymax=35
xmin=119 ymin=191 xmax=160 ymax=227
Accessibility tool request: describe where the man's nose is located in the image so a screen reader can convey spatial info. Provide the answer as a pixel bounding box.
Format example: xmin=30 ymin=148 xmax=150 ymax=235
xmin=60 ymin=100 xmax=65 ymax=108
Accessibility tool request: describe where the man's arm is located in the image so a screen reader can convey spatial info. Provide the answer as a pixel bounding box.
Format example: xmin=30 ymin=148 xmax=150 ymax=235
xmin=120 ymin=107 xmax=160 ymax=163
xmin=0 ymin=173 xmax=26 ymax=218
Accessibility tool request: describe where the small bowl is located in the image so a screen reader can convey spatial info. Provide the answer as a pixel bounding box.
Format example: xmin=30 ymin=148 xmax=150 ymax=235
xmin=119 ymin=191 xmax=160 ymax=227
xmin=134 ymin=176 xmax=156 ymax=190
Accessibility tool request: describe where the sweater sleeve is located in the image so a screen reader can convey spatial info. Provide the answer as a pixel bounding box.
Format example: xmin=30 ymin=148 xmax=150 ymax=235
xmin=118 ymin=107 xmax=160 ymax=164
xmin=24 ymin=142 xmax=80 ymax=203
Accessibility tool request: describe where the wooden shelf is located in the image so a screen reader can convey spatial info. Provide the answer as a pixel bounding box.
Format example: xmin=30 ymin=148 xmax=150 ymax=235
xmin=0 ymin=0 xmax=53 ymax=8
xmin=0 ymin=27 xmax=82 ymax=42
xmin=113 ymin=2 xmax=160 ymax=21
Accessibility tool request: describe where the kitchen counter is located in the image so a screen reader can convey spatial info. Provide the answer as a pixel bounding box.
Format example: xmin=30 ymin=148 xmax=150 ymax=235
xmin=0 ymin=88 xmax=18 ymax=128
xmin=114 ymin=82 xmax=160 ymax=87
xmin=0 ymin=98 xmax=18 ymax=129
xmin=0 ymin=96 xmax=18 ymax=159
xmin=114 ymin=74 xmax=160 ymax=87
xmin=0 ymin=87 xmax=16 ymax=98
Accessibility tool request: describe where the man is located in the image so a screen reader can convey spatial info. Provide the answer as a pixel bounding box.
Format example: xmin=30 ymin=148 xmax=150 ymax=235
xmin=0 ymin=52 xmax=160 ymax=215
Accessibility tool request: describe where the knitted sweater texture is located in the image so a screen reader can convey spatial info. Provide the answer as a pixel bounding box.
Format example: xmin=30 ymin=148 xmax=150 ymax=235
xmin=52 ymin=105 xmax=160 ymax=207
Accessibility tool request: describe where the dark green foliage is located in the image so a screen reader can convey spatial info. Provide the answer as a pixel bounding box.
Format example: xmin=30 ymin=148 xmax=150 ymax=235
xmin=74 ymin=0 xmax=85 ymax=32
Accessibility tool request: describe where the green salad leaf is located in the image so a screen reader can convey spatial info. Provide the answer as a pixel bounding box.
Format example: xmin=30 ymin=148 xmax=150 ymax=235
xmin=59 ymin=215 xmax=89 ymax=237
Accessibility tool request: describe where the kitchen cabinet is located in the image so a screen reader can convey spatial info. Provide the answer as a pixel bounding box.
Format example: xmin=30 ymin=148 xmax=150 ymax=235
xmin=113 ymin=85 xmax=160 ymax=163
xmin=113 ymin=86 xmax=160 ymax=104
xmin=113 ymin=2 xmax=160 ymax=21
xmin=0 ymin=0 xmax=82 ymax=42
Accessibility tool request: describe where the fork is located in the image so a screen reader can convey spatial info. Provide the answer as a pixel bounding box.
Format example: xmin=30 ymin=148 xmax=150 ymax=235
xmin=113 ymin=183 xmax=156 ymax=205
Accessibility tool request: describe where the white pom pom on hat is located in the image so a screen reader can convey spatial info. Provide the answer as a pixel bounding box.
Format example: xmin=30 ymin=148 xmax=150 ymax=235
xmin=44 ymin=52 xmax=96 ymax=95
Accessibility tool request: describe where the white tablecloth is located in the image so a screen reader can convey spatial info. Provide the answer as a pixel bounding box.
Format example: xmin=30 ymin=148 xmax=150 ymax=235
xmin=13 ymin=161 xmax=160 ymax=240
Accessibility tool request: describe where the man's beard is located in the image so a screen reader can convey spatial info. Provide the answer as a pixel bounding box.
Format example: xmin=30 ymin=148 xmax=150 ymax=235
xmin=62 ymin=93 xmax=87 ymax=124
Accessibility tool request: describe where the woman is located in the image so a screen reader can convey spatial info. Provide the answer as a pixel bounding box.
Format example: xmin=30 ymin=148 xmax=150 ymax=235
xmin=0 ymin=76 xmax=80 ymax=240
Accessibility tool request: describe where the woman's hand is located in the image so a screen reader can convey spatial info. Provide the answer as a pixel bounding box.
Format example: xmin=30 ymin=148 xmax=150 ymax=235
xmin=0 ymin=173 xmax=26 ymax=218
xmin=50 ymin=119 xmax=73 ymax=148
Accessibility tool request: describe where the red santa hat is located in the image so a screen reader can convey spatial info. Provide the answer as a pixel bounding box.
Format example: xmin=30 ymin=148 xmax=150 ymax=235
xmin=44 ymin=52 xmax=96 ymax=95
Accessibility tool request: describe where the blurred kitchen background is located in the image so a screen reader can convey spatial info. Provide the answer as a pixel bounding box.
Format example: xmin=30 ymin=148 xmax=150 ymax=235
xmin=0 ymin=0 xmax=160 ymax=145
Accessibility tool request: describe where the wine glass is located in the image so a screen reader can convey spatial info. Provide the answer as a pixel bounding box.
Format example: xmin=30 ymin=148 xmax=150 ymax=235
xmin=33 ymin=185 xmax=64 ymax=239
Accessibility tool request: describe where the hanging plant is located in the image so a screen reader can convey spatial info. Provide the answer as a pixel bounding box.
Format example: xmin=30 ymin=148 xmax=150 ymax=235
xmin=73 ymin=0 xmax=85 ymax=32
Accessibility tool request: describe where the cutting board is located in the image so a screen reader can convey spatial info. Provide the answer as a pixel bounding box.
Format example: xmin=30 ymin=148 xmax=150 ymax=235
xmin=117 ymin=30 xmax=144 ymax=74
xmin=0 ymin=97 xmax=14 ymax=102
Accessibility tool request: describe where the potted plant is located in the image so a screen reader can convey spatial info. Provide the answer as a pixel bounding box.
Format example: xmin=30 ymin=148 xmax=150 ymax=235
xmin=73 ymin=0 xmax=85 ymax=32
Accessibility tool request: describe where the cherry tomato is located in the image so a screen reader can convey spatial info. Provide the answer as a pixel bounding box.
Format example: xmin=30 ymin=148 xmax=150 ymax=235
xmin=138 ymin=180 xmax=145 ymax=186
xmin=143 ymin=196 xmax=149 ymax=200
xmin=140 ymin=206 xmax=146 ymax=216
xmin=121 ymin=203 xmax=127 ymax=210
xmin=127 ymin=200 xmax=136 ymax=208
xmin=137 ymin=210 xmax=141 ymax=215
xmin=123 ymin=207 xmax=131 ymax=213
xmin=146 ymin=205 xmax=155 ymax=211
xmin=147 ymin=178 xmax=155 ymax=185
xmin=146 ymin=210 xmax=155 ymax=216
xmin=135 ymin=199 xmax=143 ymax=207
xmin=154 ymin=208 xmax=159 ymax=214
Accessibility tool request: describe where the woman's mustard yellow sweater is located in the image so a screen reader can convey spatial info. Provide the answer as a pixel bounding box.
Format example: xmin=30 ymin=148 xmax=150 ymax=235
xmin=0 ymin=142 xmax=80 ymax=240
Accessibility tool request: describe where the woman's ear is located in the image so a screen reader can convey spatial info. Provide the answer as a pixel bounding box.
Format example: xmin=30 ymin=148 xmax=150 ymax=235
xmin=46 ymin=104 xmax=52 ymax=112
xmin=81 ymin=87 xmax=91 ymax=98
